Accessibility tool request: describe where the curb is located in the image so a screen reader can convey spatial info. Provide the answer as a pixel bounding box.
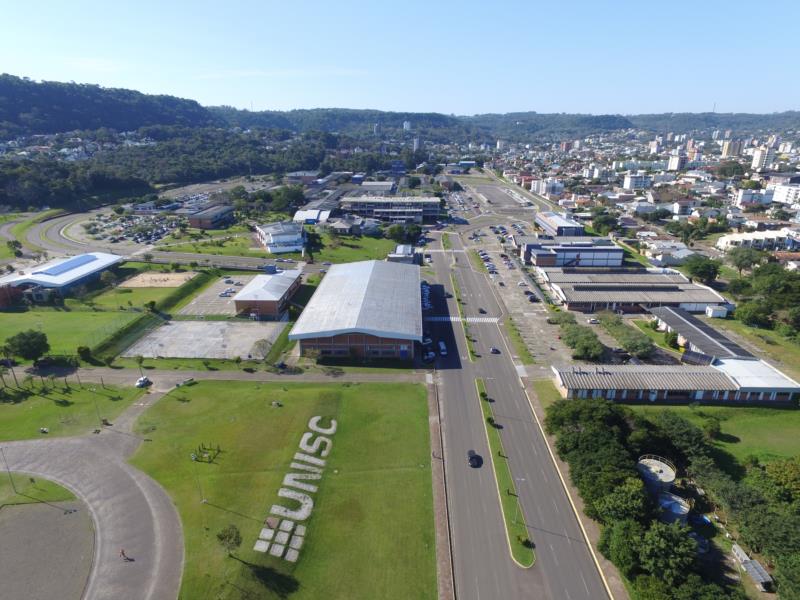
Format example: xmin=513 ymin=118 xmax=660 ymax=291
xmin=520 ymin=384 xmax=615 ymax=600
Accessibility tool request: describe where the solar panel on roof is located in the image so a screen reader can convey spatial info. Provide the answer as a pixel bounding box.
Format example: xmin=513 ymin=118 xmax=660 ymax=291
xmin=33 ymin=254 xmax=97 ymax=276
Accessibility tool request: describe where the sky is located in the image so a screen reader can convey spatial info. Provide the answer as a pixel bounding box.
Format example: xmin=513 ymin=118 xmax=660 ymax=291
xmin=2 ymin=0 xmax=799 ymax=115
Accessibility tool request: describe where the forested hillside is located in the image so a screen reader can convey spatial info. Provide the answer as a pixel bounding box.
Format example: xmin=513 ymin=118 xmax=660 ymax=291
xmin=0 ymin=74 xmax=219 ymax=137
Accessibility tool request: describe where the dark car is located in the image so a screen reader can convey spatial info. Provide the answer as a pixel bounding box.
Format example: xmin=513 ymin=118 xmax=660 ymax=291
xmin=528 ymin=296 xmax=538 ymax=303
xmin=467 ymin=450 xmax=483 ymax=468
xmin=490 ymin=346 xmax=501 ymax=354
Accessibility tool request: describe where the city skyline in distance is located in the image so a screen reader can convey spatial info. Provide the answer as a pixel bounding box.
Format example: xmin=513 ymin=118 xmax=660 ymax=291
xmin=2 ymin=0 xmax=799 ymax=115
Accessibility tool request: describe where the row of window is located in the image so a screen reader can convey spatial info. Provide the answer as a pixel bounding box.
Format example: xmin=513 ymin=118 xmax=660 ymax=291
xmin=575 ymin=388 xmax=786 ymax=402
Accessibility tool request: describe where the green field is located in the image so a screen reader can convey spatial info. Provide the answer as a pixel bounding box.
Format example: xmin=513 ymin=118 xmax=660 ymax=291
xmin=67 ymin=287 xmax=175 ymax=311
xmin=0 ymin=474 xmax=75 ymax=508
xmin=0 ymin=310 xmax=140 ymax=356
xmin=476 ymin=379 xmax=535 ymax=567
xmin=130 ymin=381 xmax=437 ymax=600
xmin=161 ymin=234 xmax=265 ymax=258
xmin=629 ymin=404 xmax=800 ymax=464
xmin=0 ymin=384 xmax=144 ymax=441
xmin=286 ymin=233 xmax=396 ymax=264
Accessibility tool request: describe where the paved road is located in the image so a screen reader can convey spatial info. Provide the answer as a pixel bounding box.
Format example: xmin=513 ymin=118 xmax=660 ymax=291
xmin=2 ymin=388 xmax=184 ymax=600
xmin=429 ymin=232 xmax=608 ymax=600
xmin=27 ymin=212 xmax=302 ymax=271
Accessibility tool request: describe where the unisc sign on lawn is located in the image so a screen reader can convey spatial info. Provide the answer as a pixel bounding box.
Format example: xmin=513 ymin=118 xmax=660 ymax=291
xmin=253 ymin=416 xmax=337 ymax=562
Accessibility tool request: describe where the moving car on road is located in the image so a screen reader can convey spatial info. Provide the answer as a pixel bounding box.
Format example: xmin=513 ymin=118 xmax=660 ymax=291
xmin=467 ymin=450 xmax=483 ymax=468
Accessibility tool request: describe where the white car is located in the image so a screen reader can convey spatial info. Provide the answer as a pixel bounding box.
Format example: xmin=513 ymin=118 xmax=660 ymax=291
xmin=587 ymin=318 xmax=600 ymax=324
xmin=517 ymin=281 xmax=527 ymax=287
xmin=135 ymin=376 xmax=152 ymax=388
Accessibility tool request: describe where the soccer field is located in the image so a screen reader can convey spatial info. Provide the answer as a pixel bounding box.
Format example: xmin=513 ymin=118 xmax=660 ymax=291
xmin=130 ymin=381 xmax=437 ymax=600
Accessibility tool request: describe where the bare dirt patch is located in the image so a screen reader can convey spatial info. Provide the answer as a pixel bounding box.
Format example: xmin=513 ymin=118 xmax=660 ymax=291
xmin=120 ymin=271 xmax=198 ymax=288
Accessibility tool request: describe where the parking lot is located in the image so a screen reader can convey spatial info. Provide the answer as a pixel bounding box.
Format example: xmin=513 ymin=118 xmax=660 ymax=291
xmin=123 ymin=320 xmax=285 ymax=359
xmin=179 ymin=274 xmax=257 ymax=316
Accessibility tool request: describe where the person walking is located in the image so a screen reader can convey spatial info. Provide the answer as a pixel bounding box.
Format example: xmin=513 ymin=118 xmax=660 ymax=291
xmin=120 ymin=548 xmax=129 ymax=561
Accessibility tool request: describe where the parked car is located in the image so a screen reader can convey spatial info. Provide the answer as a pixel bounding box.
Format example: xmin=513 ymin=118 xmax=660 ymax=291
xmin=490 ymin=346 xmax=501 ymax=354
xmin=587 ymin=318 xmax=600 ymax=324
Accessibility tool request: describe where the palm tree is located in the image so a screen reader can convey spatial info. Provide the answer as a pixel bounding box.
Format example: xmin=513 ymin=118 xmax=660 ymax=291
xmin=2 ymin=346 xmax=18 ymax=387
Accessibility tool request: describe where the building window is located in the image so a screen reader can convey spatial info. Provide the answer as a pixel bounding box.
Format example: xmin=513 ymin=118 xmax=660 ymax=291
xmin=607 ymin=389 xmax=616 ymax=400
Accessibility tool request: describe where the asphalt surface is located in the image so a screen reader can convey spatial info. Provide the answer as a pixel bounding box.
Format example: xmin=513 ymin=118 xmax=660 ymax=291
xmin=430 ymin=231 xmax=607 ymax=600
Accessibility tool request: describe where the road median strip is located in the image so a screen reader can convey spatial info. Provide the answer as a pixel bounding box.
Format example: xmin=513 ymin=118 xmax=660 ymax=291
xmin=449 ymin=273 xmax=476 ymax=361
xmin=475 ymin=378 xmax=535 ymax=568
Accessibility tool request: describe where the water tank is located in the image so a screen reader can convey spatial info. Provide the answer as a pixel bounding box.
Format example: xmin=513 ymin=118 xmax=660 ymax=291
xmin=657 ymin=492 xmax=690 ymax=524
xmin=637 ymin=455 xmax=676 ymax=494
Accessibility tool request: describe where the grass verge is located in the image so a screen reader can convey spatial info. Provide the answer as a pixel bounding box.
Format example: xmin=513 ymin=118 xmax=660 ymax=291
xmin=9 ymin=209 xmax=65 ymax=252
xmin=450 ymin=272 xmax=476 ymax=360
xmin=441 ymin=232 xmax=452 ymax=250
xmin=475 ymin=379 xmax=535 ymax=567
xmin=130 ymin=381 xmax=437 ymax=600
xmin=264 ymin=322 xmax=294 ymax=364
xmin=504 ymin=316 xmax=535 ymax=364
xmin=531 ymin=379 xmax=561 ymax=411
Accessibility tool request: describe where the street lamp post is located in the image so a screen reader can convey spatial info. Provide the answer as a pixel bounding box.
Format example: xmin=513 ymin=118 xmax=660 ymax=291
xmin=0 ymin=447 xmax=18 ymax=494
xmin=514 ymin=477 xmax=526 ymax=524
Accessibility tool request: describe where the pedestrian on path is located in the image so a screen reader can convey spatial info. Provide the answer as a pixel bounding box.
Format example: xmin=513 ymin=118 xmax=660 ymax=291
xmin=120 ymin=548 xmax=129 ymax=561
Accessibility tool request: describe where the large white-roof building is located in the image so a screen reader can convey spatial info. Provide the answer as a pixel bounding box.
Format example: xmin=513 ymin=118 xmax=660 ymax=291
xmin=0 ymin=252 xmax=123 ymax=292
xmin=289 ymin=260 xmax=421 ymax=359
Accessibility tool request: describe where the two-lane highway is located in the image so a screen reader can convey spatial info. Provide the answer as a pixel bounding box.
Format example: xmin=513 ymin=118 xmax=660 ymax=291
xmin=430 ymin=232 xmax=608 ymax=600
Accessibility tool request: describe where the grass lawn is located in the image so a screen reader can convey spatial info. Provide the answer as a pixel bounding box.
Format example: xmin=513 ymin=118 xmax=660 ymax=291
xmin=161 ymin=235 xmax=265 ymax=258
xmin=531 ymin=379 xmax=561 ymax=411
xmin=504 ymin=316 xmax=535 ymax=365
xmin=288 ymin=232 xmax=396 ymax=264
xmin=0 ymin=310 xmax=140 ymax=356
xmin=113 ymin=356 xmax=262 ymax=372
xmin=0 ymin=384 xmax=144 ymax=441
xmin=702 ymin=317 xmax=800 ymax=382
xmin=0 ymin=475 xmax=75 ymax=508
xmin=632 ymin=319 xmax=683 ymax=354
xmin=130 ymin=381 xmax=436 ymax=600
xmin=629 ymin=404 xmax=800 ymax=464
xmin=475 ymin=379 xmax=534 ymax=567
xmin=67 ymin=287 xmax=175 ymax=311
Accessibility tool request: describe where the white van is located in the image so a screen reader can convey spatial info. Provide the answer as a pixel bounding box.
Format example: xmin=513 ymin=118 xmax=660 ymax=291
xmin=438 ymin=341 xmax=448 ymax=356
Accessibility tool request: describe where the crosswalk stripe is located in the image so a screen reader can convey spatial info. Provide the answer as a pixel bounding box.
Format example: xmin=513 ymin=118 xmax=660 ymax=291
xmin=424 ymin=316 xmax=499 ymax=323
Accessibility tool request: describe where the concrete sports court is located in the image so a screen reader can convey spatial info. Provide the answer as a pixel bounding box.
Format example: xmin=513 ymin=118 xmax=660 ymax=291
xmin=123 ymin=320 xmax=285 ymax=359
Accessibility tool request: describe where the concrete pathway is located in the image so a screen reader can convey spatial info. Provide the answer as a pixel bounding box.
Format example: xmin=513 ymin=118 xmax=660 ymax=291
xmin=2 ymin=389 xmax=184 ymax=600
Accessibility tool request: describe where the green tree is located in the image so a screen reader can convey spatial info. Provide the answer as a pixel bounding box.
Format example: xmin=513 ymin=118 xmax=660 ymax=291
xmin=735 ymin=301 xmax=772 ymax=328
xmin=408 ymin=176 xmax=421 ymax=189
xmin=216 ymin=524 xmax=242 ymax=556
xmin=100 ymin=270 xmax=116 ymax=286
xmin=598 ymin=519 xmax=644 ymax=578
xmin=684 ymin=255 xmax=721 ymax=284
xmin=638 ymin=522 xmax=697 ymax=586
xmin=5 ymin=330 xmax=50 ymax=362
xmin=776 ymin=553 xmax=800 ymax=600
xmin=727 ymin=247 xmax=765 ymax=276
xmin=594 ymin=477 xmax=650 ymax=524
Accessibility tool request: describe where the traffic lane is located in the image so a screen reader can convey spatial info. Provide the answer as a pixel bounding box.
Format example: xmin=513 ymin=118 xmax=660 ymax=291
xmin=439 ymin=367 xmax=529 ymax=599
xmin=476 ymin=328 xmax=607 ymax=600
xmin=432 ymin=247 xmax=547 ymax=599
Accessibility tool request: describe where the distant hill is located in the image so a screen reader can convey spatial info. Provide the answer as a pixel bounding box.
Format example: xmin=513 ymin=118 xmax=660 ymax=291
xmin=627 ymin=112 xmax=800 ymax=133
xmin=0 ymin=74 xmax=219 ymax=137
xmin=1 ymin=74 xmax=799 ymax=139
